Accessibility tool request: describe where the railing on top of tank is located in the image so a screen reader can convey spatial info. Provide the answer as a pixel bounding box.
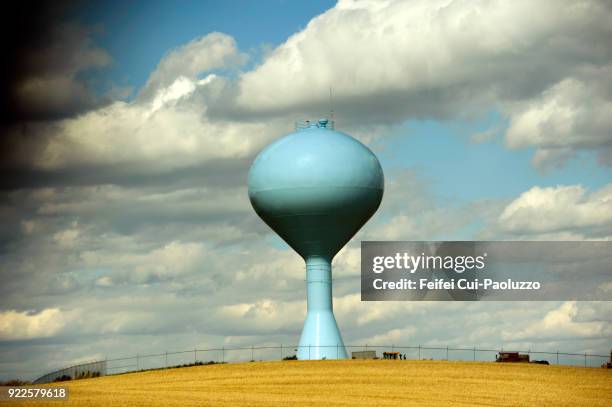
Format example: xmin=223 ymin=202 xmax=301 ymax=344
xmin=295 ymin=119 xmax=335 ymax=130
xmin=30 ymin=344 xmax=611 ymax=383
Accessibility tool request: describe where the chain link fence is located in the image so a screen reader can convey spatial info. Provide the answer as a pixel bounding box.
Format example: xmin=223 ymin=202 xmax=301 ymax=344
xmin=32 ymin=361 xmax=106 ymax=384
xmin=32 ymin=344 xmax=610 ymax=383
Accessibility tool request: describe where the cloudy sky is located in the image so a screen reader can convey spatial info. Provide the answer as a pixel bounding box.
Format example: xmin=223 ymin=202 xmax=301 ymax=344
xmin=1 ymin=0 xmax=611 ymax=380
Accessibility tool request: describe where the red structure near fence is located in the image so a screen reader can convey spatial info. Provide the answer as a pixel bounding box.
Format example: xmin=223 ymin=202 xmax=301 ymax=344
xmin=496 ymin=352 xmax=530 ymax=363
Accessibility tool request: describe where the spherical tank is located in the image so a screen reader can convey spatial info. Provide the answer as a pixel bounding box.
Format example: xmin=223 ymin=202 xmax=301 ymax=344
xmin=248 ymin=121 xmax=384 ymax=259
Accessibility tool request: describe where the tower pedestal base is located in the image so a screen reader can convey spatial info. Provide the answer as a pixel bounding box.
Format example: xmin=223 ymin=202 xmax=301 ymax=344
xmin=297 ymin=310 xmax=348 ymax=360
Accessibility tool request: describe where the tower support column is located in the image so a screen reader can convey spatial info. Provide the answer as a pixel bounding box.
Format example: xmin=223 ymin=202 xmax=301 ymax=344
xmin=297 ymin=256 xmax=348 ymax=360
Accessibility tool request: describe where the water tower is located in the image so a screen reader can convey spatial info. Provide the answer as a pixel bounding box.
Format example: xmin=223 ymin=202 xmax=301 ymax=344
xmin=248 ymin=119 xmax=384 ymax=359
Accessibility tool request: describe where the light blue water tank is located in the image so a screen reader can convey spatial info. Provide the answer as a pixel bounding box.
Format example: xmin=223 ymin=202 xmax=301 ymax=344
xmin=248 ymin=119 xmax=384 ymax=359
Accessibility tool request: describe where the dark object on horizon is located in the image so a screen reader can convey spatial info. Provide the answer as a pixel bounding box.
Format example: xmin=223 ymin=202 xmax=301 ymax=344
xmin=531 ymin=360 xmax=549 ymax=365
xmin=602 ymin=350 xmax=612 ymax=369
xmin=496 ymin=352 xmax=530 ymax=363
xmin=283 ymin=355 xmax=298 ymax=360
xmin=383 ymin=352 xmax=400 ymax=360
xmin=175 ymin=360 xmax=221 ymax=368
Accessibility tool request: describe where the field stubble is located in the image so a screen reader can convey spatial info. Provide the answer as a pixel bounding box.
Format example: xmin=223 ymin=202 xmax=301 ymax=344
xmin=5 ymin=359 xmax=612 ymax=407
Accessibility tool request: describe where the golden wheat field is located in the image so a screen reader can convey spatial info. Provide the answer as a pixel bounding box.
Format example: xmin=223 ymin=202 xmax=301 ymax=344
xmin=5 ymin=360 xmax=612 ymax=407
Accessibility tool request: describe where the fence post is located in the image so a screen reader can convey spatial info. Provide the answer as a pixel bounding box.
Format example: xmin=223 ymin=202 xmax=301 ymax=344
xmin=165 ymin=351 xmax=168 ymax=368
xmin=556 ymin=350 xmax=559 ymax=365
xmin=446 ymin=346 xmax=449 ymax=361
xmin=136 ymin=353 xmax=139 ymax=371
xmin=251 ymin=345 xmax=254 ymax=361
xmin=473 ymin=347 xmax=476 ymax=361
xmin=280 ymin=344 xmax=283 ymax=360
xmin=584 ymin=353 xmax=587 ymax=368
xmin=418 ymin=344 xmax=421 ymax=360
xmin=194 ymin=348 xmax=197 ymax=364
xmin=222 ymin=346 xmax=225 ymax=363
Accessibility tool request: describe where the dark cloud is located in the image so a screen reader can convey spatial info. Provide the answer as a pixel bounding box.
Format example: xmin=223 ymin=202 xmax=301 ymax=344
xmin=0 ymin=1 xmax=113 ymax=124
xmin=0 ymin=1 xmax=119 ymax=183
xmin=0 ymin=156 xmax=253 ymax=191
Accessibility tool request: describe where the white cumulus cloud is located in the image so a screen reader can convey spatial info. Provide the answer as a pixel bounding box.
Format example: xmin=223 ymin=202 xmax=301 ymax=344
xmin=505 ymin=76 xmax=612 ymax=169
xmin=0 ymin=309 xmax=69 ymax=340
xmin=505 ymin=301 xmax=612 ymax=341
xmin=139 ymin=32 xmax=246 ymax=100
xmin=498 ymin=184 xmax=612 ymax=237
